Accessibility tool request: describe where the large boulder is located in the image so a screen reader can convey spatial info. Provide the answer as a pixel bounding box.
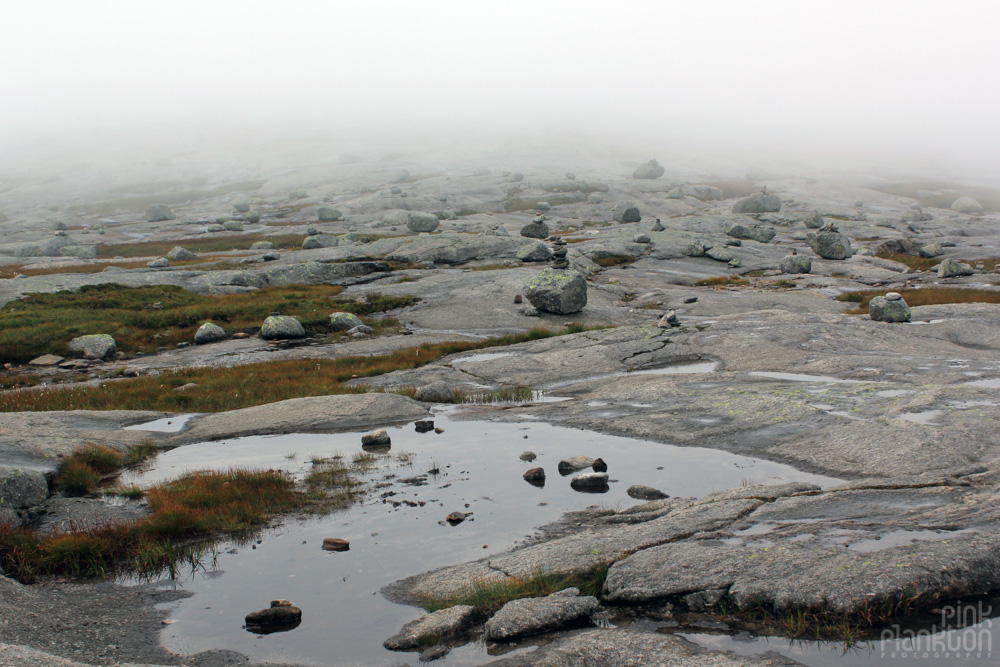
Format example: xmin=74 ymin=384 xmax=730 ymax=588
xmin=732 ymin=192 xmax=782 ymax=214
xmin=807 ymin=232 xmax=852 ymax=260
xmin=0 ymin=467 xmax=49 ymax=510
xmin=194 ymin=322 xmax=227 ymax=344
xmin=868 ymin=294 xmax=911 ymax=323
xmin=317 ymin=207 xmax=343 ymax=222
xmin=951 ymin=196 xmax=984 ymax=214
xmin=632 ymin=159 xmax=665 ymax=180
xmin=407 ymin=211 xmax=440 ymax=233
xmin=613 ymin=203 xmax=641 ymax=224
xmin=383 ymin=606 xmax=480 ymax=650
xmin=68 ymin=334 xmax=117 ymax=360
xmin=167 ymin=246 xmax=197 ymax=261
xmin=779 ymin=255 xmax=811 ymax=274
xmin=524 ymin=269 xmax=587 ymax=314
xmin=260 ymin=316 xmax=306 ymax=340
xmin=519 ymin=221 xmax=549 ymax=239
xmin=145 ymin=204 xmax=174 ymax=222
xmin=725 ymin=224 xmax=775 ymax=244
xmin=329 ymin=312 xmax=365 ymax=331
xmin=938 ymin=258 xmax=974 ymax=278
xmin=516 ymin=242 xmax=553 ymax=262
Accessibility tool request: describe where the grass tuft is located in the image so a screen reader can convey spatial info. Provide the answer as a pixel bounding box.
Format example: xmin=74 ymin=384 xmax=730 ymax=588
xmin=696 ymin=276 xmax=749 ymax=287
xmin=837 ymin=286 xmax=1000 ymax=314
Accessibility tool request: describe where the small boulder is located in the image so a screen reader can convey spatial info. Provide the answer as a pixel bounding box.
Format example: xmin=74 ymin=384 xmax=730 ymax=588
xmin=245 ymin=601 xmax=302 ymax=628
xmin=329 ymin=312 xmax=364 ymax=331
xmin=725 ymin=224 xmax=775 ymax=244
xmin=807 ymin=232 xmax=852 ymax=260
xmin=519 ymin=221 xmax=550 ymax=240
xmin=869 ymin=295 xmax=911 ymax=323
xmin=250 ymin=241 xmax=274 ymax=251
xmin=361 ymin=429 xmax=391 ymax=447
xmin=632 ymin=159 xmax=665 ymax=180
xmin=321 ymin=538 xmax=350 ymax=551
xmin=407 ymin=212 xmax=440 ymax=233
xmin=0 ymin=467 xmax=49 ymax=510
xmin=206 ymin=223 xmax=225 ymax=233
xmin=524 ymin=269 xmax=587 ymax=314
xmin=414 ymin=382 xmax=454 ymax=403
xmin=803 ymin=211 xmax=825 ymax=229
xmin=166 ymin=246 xmax=197 ymax=261
xmin=222 ymin=220 xmax=244 ymax=232
xmin=557 ymin=456 xmax=594 ymax=475
xmin=523 ymin=467 xmax=546 ymax=484
xmin=446 ymin=511 xmax=469 ymax=524
xmin=483 ymin=590 xmax=599 ymax=641
xmin=145 ymin=204 xmax=174 ymax=222
xmin=194 ymin=322 xmax=227 ymax=345
xmin=516 ymin=241 xmax=552 ymax=262
xmin=591 ymin=458 xmax=607 ymax=472
xmin=302 ymin=234 xmax=339 ymax=250
xmin=918 ymin=242 xmax=944 ymax=258
xmin=383 ymin=605 xmax=480 ymax=651
xmin=731 ymin=192 xmax=782 ymax=214
xmin=260 ymin=316 xmax=306 ymax=340
xmin=28 ymin=354 xmax=64 ymax=366
xmin=317 ymin=207 xmax=343 ymax=222
xmin=243 ymin=211 xmax=261 ymax=224
xmin=288 ymin=189 xmax=308 ymax=200
xmin=632 ymin=233 xmax=651 ymax=244
xmin=951 ymin=196 xmax=984 ymax=214
xmin=147 ymin=257 xmax=170 ymax=268
xmin=779 ymin=255 xmax=812 ymax=274
xmin=68 ymin=334 xmax=116 ymax=360
xmin=414 ymin=420 xmax=435 ymax=433
xmin=570 ymin=472 xmax=609 ymax=490
xmin=938 ymin=258 xmax=974 ymax=278
xmin=705 ymin=246 xmax=734 ymax=262
xmin=519 ymin=451 xmax=536 ymax=461
xmin=627 ymin=484 xmax=669 ymax=500
xmin=233 ymin=202 xmax=251 ymax=213
xmin=613 ymin=203 xmax=641 ymax=224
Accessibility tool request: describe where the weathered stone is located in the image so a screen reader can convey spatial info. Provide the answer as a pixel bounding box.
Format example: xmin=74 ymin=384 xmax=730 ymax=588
xmin=918 ymin=242 xmax=944 ymax=258
xmin=725 ymin=224 xmax=775 ymax=243
xmin=807 ymin=231 xmax=852 ymax=260
xmin=632 ymin=160 xmax=665 ymax=180
xmin=632 ymin=233 xmax=650 ymax=244
xmin=519 ymin=221 xmax=550 ymax=239
xmin=301 ymin=234 xmax=339 ymax=250
xmin=166 ymin=246 xmax=197 ymax=261
xmin=0 ymin=467 xmax=49 ymax=510
xmin=516 ymin=241 xmax=552 ymax=262
xmin=288 ymin=189 xmax=308 ymax=200
xmin=483 ymin=590 xmax=599 ymax=641
xmin=260 ymin=315 xmax=306 ymax=340
xmin=383 ymin=605 xmax=480 ymax=650
xmin=731 ymin=193 xmax=782 ymax=214
xmin=194 ymin=322 xmax=226 ymax=344
xmin=68 ymin=334 xmax=116 ymax=360
xmin=147 ymin=257 xmax=170 ymax=268
xmin=868 ymin=296 xmax=911 ymax=323
xmin=206 ymin=223 xmax=225 ymax=232
xmin=59 ymin=245 xmax=97 ymax=260
xmin=28 ymin=354 xmax=64 ymax=366
xmin=938 ymin=258 xmax=974 ymax=277
xmin=414 ymin=382 xmax=454 ymax=403
xmin=613 ymin=203 xmax=641 ymax=224
xmin=329 ymin=312 xmax=365 ymax=331
xmin=803 ymin=210 xmax=825 ymax=228
xmin=407 ymin=212 xmax=440 ymax=233
xmin=243 ymin=211 xmax=261 ymax=224
xmin=250 ymin=241 xmax=274 ymax=251
xmin=951 ymin=196 xmax=984 ymax=214
xmin=524 ymin=269 xmax=587 ymax=314
xmin=233 ymin=202 xmax=251 ymax=213
xmin=778 ymin=255 xmax=811 ymax=274
xmin=705 ymin=246 xmax=734 ymax=262
xmin=317 ymin=207 xmax=343 ymax=221
xmin=145 ymin=204 xmax=174 ymax=222
xmin=627 ymin=484 xmax=669 ymax=500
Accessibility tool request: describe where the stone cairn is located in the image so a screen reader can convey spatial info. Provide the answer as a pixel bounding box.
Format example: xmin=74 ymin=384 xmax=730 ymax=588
xmin=549 ymin=235 xmax=569 ymax=269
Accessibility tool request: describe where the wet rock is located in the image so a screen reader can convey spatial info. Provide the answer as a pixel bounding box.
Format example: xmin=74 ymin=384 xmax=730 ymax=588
xmin=419 ymin=645 xmax=450 ymax=662
xmin=803 ymin=210 xmax=825 ymax=229
xmin=414 ymin=382 xmax=454 ymax=403
xmin=938 ymin=258 xmax=974 ymax=277
xmin=523 ymin=468 xmax=546 ymax=484
xmin=519 ymin=220 xmax=550 ymax=240
xmin=725 ymin=224 xmax=775 ymax=244
xmin=321 ymin=538 xmax=350 ymax=551
xmin=570 ymin=472 xmax=609 ymax=490
xmin=446 ymin=511 xmax=470 ymax=524
xmin=558 ymin=456 xmax=594 ymax=474
xmin=516 ymin=241 xmax=552 ymax=262
xmin=383 ymin=605 xmax=480 ymax=651
xmin=147 ymin=257 xmax=170 ymax=268
xmin=807 ymin=231 xmax=852 ymax=260
xmin=632 ymin=159 xmax=665 ymax=180
xmin=0 ymin=467 xmax=49 ymax=510
xmin=145 ymin=204 xmax=174 ymax=222
xmin=951 ymin=196 xmax=984 ymax=214
xmin=28 ymin=354 xmax=63 ymax=366
xmin=245 ymin=601 xmax=302 ymax=627
xmin=731 ymin=192 xmax=782 ymax=214
xmin=329 ymin=312 xmax=365 ymax=331
xmin=193 ymin=322 xmax=227 ymax=344
xmin=683 ymin=588 xmax=727 ymax=612
xmin=260 ymin=315 xmax=306 ymax=340
xmin=166 ymin=246 xmax=197 ymax=261
xmin=779 ymin=255 xmax=811 ymax=274
xmin=519 ymin=451 xmax=536 ymax=462
xmin=613 ymin=203 xmax=641 ymax=224
xmin=627 ymin=485 xmax=669 ymax=500
xmin=591 ymin=458 xmax=607 ymax=472
xmin=483 ymin=589 xmax=599 ymax=641
xmin=869 ymin=295 xmax=911 ymax=323
xmin=415 ymin=420 xmax=435 ymax=433
xmin=524 ymin=269 xmax=587 ymax=314
xmin=68 ymin=334 xmax=116 ymax=360
xmin=362 ymin=429 xmax=391 ymax=447
xmin=317 ymin=207 xmax=343 ymax=221
xmin=407 ymin=211 xmax=440 ymax=233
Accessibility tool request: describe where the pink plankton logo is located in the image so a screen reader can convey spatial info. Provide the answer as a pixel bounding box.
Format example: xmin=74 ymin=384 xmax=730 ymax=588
xmin=879 ymin=601 xmax=993 ymax=661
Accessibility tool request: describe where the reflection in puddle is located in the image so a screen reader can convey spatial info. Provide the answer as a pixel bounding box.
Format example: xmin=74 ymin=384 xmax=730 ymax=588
xmin=135 ymin=410 xmax=840 ymax=666
xmin=847 ymin=529 xmax=972 ymax=553
xmin=896 ymin=410 xmax=942 ymax=426
xmin=750 ymin=372 xmax=868 ymax=384
xmin=451 ymin=352 xmax=518 ymax=364
xmin=965 ymin=378 xmax=1000 ymax=389
xmin=632 ymin=361 xmax=719 ymax=375
xmin=124 ymin=414 xmax=198 ymax=433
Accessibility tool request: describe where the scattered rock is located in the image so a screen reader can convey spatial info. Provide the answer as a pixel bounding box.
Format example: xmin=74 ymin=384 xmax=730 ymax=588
xmin=516 ymin=241 xmax=552 ymax=262
xmin=613 ymin=203 xmax=641 ymax=224
xmin=656 ymin=310 xmax=679 ymax=328
xmin=779 ymin=255 xmax=812 ymax=274
xmin=519 ymin=220 xmax=550 ymax=240
xmin=684 ymin=588 xmax=727 ymax=612
xmin=951 ymin=196 xmax=984 ymax=214
xmin=627 ymin=484 xmax=669 ymax=500
xmin=68 ymin=334 xmax=117 ymax=360
xmin=524 ymin=269 xmax=588 ymax=315
xmin=243 ymin=211 xmax=261 ymax=223
xmin=383 ymin=605 xmax=480 ymax=651
xmin=725 ymin=224 xmax=775 ymax=244
xmin=446 ymin=511 xmax=470 ymax=524
xmin=558 ymin=456 xmax=595 ymax=474
xmin=483 ymin=589 xmax=599 ymax=641
xmin=302 ymin=234 xmax=339 ymax=250
xmin=250 ymin=240 xmax=274 ymax=251
xmin=329 ymin=312 xmax=365 ymax=331
xmin=318 ymin=207 xmax=343 ymax=221
xmin=222 ymin=220 xmax=243 ymax=232
xmin=414 ymin=382 xmax=454 ymax=403
xmin=591 ymin=458 xmax=607 ymax=472
xmin=570 ymin=472 xmax=609 ymax=490
xmin=147 ymin=257 xmax=170 ymax=268
xmin=807 ymin=231 xmax=852 ymax=260
xmin=804 ymin=211 xmax=825 ymax=229
xmin=939 ymin=258 xmax=974 ymax=278
xmin=166 ymin=246 xmax=197 ymax=261
xmin=415 ymin=420 xmax=435 ymax=433
xmin=632 ymin=233 xmax=650 ymax=244
xmin=289 ymin=189 xmax=308 ymax=200
xmin=28 ymin=354 xmax=64 ymax=366
xmin=321 ymin=538 xmax=350 ymax=551
xmin=362 ymin=429 xmax=391 ymax=447
xmin=194 ymin=322 xmax=227 ymax=345
xmin=407 ymin=212 xmax=440 ymax=233
xmin=632 ymin=159 xmax=665 ymax=180
xmin=0 ymin=467 xmax=49 ymax=510
xmin=523 ymin=467 xmax=546 ymax=484
xmin=705 ymin=246 xmax=734 ymax=262
xmin=260 ymin=315 xmax=306 ymax=340
xmin=731 ymin=192 xmax=782 ymax=214
xmin=519 ymin=451 xmax=536 ymax=462
xmin=145 ymin=204 xmax=174 ymax=222
xmin=245 ymin=602 xmax=302 ymax=627
xmin=233 ymin=202 xmax=251 ymax=213
xmin=918 ymin=242 xmax=944 ymax=258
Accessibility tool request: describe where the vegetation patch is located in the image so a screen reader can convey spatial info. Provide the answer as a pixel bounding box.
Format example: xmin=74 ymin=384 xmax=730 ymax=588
xmin=419 ymin=564 xmax=609 ymax=614
xmin=96 ymin=234 xmax=302 ymax=259
xmin=696 ymin=276 xmax=749 ymax=288
xmin=837 ymin=286 xmax=1000 ymax=314
xmin=456 ymin=386 xmax=534 ymax=404
xmin=874 ymin=251 xmax=941 ymax=272
xmin=593 ymin=254 xmax=637 ymax=268
xmin=872 ymin=182 xmax=1000 ymax=212
xmin=0 ymin=254 xmax=257 ymax=280
xmin=0 ymin=324 xmax=608 ymax=413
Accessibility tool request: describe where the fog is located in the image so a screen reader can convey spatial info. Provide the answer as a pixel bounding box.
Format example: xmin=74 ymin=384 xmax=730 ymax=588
xmin=3 ymin=0 xmax=999 ymax=182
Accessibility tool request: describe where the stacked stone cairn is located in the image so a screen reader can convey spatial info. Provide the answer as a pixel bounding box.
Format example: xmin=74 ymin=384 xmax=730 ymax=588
xmin=550 ymin=236 xmax=569 ymax=269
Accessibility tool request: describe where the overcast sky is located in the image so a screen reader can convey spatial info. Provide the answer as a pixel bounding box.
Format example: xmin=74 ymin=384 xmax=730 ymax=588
xmin=3 ymin=1 xmax=998 ymax=178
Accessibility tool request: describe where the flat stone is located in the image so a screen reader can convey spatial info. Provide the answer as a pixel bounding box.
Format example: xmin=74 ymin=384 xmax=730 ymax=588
xmin=28 ymin=354 xmax=64 ymax=366
xmin=483 ymin=590 xmax=599 ymax=641
xmin=557 ymin=456 xmax=594 ymax=474
xmin=383 ymin=605 xmax=480 ymax=650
